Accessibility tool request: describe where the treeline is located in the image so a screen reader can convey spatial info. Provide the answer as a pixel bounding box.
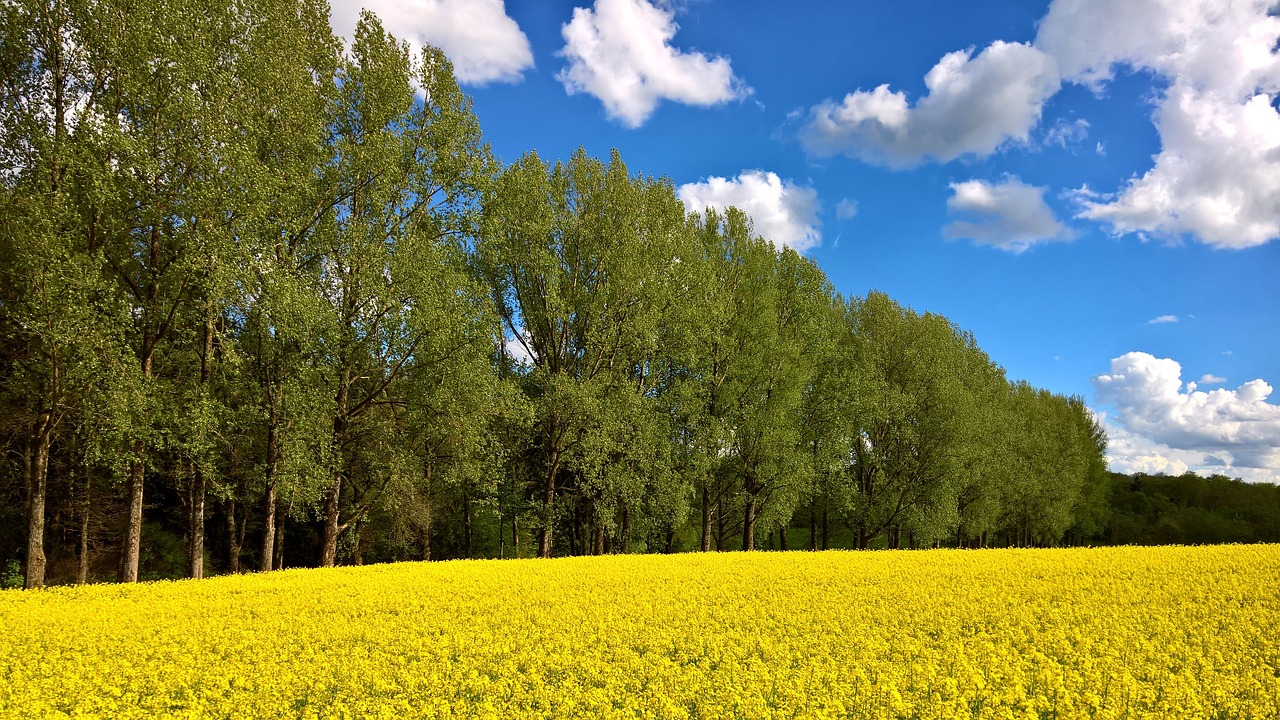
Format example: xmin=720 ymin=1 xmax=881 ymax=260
xmin=1 ymin=0 xmax=1107 ymax=589
xmin=1103 ymin=472 xmax=1280 ymax=546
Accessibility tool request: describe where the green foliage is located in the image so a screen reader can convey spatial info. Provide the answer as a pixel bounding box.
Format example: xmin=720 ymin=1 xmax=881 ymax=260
xmin=7 ymin=0 xmax=1266 ymax=587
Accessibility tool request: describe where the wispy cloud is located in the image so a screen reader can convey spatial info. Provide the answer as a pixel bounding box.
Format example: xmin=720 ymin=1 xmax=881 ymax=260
xmin=1147 ymin=315 xmax=1179 ymax=324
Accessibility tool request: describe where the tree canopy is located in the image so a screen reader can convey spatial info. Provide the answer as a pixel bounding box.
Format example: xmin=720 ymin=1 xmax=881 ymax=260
xmin=0 ymin=0 xmax=1164 ymax=590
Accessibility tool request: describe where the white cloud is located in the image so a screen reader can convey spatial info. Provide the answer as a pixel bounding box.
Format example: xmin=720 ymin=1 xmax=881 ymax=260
xmin=1099 ymin=413 xmax=1191 ymax=477
xmin=798 ymin=0 xmax=1280 ymax=248
xmin=836 ymin=199 xmax=859 ymax=220
xmin=1093 ymin=351 xmax=1280 ymax=480
xmin=799 ymin=41 xmax=1061 ymax=167
xmin=678 ymin=171 xmax=821 ymax=252
xmin=1038 ymin=0 xmax=1280 ymax=249
xmin=1200 ymin=374 xmax=1227 ymax=385
xmin=1043 ymin=117 xmax=1090 ymax=148
xmin=1147 ymin=315 xmax=1178 ymax=324
xmin=557 ymin=0 xmax=749 ymax=128
xmin=504 ymin=326 xmax=535 ymax=366
xmin=943 ymin=177 xmax=1068 ymax=252
xmin=329 ymin=0 xmax=534 ymax=85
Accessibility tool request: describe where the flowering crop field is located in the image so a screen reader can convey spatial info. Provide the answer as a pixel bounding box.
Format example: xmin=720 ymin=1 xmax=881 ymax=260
xmin=2 ymin=546 xmax=1279 ymax=719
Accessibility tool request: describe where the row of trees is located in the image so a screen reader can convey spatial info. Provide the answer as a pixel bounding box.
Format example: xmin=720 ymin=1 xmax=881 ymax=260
xmin=0 ymin=0 xmax=1108 ymax=588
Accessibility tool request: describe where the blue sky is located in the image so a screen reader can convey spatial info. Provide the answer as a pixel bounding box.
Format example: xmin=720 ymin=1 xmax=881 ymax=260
xmin=329 ymin=0 xmax=1280 ymax=483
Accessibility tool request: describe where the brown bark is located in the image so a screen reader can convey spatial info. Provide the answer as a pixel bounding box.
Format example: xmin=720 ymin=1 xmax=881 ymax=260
xmin=620 ymin=506 xmax=630 ymax=554
xmin=504 ymin=507 xmax=514 ymax=558
xmin=592 ymin=515 xmax=605 ymax=556
xmin=260 ymin=416 xmax=278 ymax=572
xmin=121 ymin=443 xmax=145 ymax=583
xmin=537 ymin=454 xmax=559 ymax=558
xmin=322 ymin=370 xmax=350 ymax=568
xmin=779 ymin=523 xmax=789 ymax=551
xmin=321 ymin=472 xmax=342 ymax=567
xmin=122 ymin=240 xmax=161 ymax=584
xmin=225 ymin=498 xmax=241 ymax=574
xmin=821 ymin=503 xmax=830 ymax=550
xmin=741 ymin=495 xmax=756 ymax=551
xmin=260 ymin=478 xmax=276 ymax=573
xmin=189 ymin=301 xmax=215 ymax=580
xmin=463 ymin=489 xmax=473 ymax=559
xmin=24 ymin=418 xmax=51 ymax=589
xmin=188 ymin=466 xmax=205 ymax=579
xmin=77 ymin=467 xmax=90 ymax=585
xmin=700 ymin=486 xmax=713 ymax=552
xmin=273 ymin=517 xmax=285 ymax=570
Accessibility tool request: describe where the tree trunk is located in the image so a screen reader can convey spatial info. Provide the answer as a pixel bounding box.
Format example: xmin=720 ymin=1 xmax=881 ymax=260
xmin=189 ymin=300 xmax=214 ymax=580
xmin=421 ymin=528 xmax=431 ymax=561
xmin=260 ymin=479 xmax=276 ymax=572
xmin=322 ymin=369 xmax=350 ymax=568
xmin=273 ymin=516 xmax=285 ymax=570
xmin=700 ymin=486 xmax=713 ymax=552
xmin=809 ymin=506 xmax=817 ymax=551
xmin=463 ymin=488 xmax=473 ymax=559
xmin=822 ymin=503 xmax=830 ymax=550
xmin=24 ymin=420 xmax=51 ymax=589
xmin=225 ymin=498 xmax=241 ymax=574
xmin=321 ymin=472 xmax=342 ymax=567
xmin=621 ymin=506 xmax=630 ymax=554
xmin=511 ymin=511 xmax=519 ymax=559
xmin=260 ymin=411 xmax=278 ymax=572
xmin=716 ymin=498 xmax=726 ymax=552
xmin=188 ymin=466 xmax=205 ymax=579
xmin=537 ymin=455 xmax=558 ymax=558
xmin=779 ymin=523 xmax=789 ymax=551
xmin=742 ymin=495 xmax=756 ymax=551
xmin=593 ymin=515 xmax=605 ymax=556
xmin=352 ymin=525 xmax=364 ymax=566
xmin=77 ymin=468 xmax=90 ymax=585
xmin=121 ymin=444 xmax=145 ymax=583
xmin=122 ymin=305 xmax=159 ymax=584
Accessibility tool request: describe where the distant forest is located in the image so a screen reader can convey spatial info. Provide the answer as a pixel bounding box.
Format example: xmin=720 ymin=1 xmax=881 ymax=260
xmin=1 ymin=0 xmax=1263 ymax=590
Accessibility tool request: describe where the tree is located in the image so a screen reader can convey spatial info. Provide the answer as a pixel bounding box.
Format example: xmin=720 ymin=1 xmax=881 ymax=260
xmin=840 ymin=293 xmax=974 ymax=549
xmin=314 ymin=13 xmax=495 ymax=567
xmin=476 ymin=148 xmax=686 ymax=557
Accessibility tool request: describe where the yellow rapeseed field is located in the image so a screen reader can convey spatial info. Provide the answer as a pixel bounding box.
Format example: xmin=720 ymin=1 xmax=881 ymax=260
xmin=2 ymin=545 xmax=1278 ymax=719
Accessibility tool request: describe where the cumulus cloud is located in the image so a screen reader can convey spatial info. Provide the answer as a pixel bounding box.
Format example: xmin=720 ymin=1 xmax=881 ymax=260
xmin=799 ymin=0 xmax=1280 ymax=248
xmin=943 ymin=177 xmax=1068 ymax=252
xmin=1147 ymin=315 xmax=1178 ymax=324
xmin=557 ymin=0 xmax=749 ymax=128
xmin=677 ymin=171 xmax=821 ymax=252
xmin=1093 ymin=351 xmax=1280 ymax=479
xmin=799 ymin=41 xmax=1061 ymax=167
xmin=329 ymin=0 xmax=533 ymax=85
xmin=1038 ymin=0 xmax=1280 ymax=249
xmin=1200 ymin=374 xmax=1227 ymax=385
xmin=836 ymin=199 xmax=859 ymax=220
